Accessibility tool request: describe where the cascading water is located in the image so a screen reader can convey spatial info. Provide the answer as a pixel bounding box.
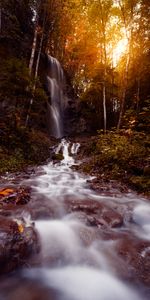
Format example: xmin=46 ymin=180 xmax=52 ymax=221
xmin=47 ymin=56 xmax=66 ymax=138
xmin=0 ymin=140 xmax=150 ymax=300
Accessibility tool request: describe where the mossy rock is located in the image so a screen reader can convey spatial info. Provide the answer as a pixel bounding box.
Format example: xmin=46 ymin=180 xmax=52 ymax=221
xmin=129 ymin=176 xmax=150 ymax=193
xmin=52 ymin=153 xmax=64 ymax=161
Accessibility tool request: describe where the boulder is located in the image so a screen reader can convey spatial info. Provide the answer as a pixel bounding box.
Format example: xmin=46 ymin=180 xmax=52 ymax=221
xmin=116 ymin=236 xmax=150 ymax=286
xmin=0 ymin=216 xmax=39 ymax=274
xmin=65 ymin=198 xmax=123 ymax=228
xmin=0 ymin=187 xmax=30 ymax=206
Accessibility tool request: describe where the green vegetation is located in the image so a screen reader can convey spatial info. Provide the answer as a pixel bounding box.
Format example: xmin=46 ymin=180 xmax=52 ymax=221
xmin=0 ymin=127 xmax=54 ymax=174
xmin=80 ymin=130 xmax=150 ymax=195
xmin=0 ymin=1 xmax=52 ymax=173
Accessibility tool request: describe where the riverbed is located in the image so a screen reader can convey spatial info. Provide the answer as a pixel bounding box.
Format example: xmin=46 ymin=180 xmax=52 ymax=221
xmin=0 ymin=139 xmax=150 ymax=300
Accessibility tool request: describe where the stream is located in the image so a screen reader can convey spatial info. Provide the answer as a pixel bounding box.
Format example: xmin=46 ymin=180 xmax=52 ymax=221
xmin=0 ymin=139 xmax=150 ymax=300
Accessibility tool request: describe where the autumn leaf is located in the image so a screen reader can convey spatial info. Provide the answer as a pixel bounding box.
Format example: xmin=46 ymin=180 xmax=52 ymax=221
xmin=0 ymin=189 xmax=15 ymax=197
xmin=18 ymin=223 xmax=24 ymax=233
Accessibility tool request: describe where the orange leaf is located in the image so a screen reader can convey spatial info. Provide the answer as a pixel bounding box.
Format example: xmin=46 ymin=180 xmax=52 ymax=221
xmin=18 ymin=224 xmax=24 ymax=233
xmin=0 ymin=189 xmax=15 ymax=197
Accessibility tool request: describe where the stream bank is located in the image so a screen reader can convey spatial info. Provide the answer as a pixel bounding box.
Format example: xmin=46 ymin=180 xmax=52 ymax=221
xmin=72 ymin=132 xmax=150 ymax=197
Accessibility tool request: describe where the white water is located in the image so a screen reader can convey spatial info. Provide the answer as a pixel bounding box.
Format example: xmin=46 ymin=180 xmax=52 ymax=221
xmin=1 ymin=139 xmax=150 ymax=300
xmin=25 ymin=267 xmax=141 ymax=300
xmin=47 ymin=56 xmax=66 ymax=138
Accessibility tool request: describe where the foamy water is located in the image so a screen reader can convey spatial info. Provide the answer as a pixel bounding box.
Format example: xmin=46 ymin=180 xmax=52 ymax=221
xmin=0 ymin=139 xmax=149 ymax=300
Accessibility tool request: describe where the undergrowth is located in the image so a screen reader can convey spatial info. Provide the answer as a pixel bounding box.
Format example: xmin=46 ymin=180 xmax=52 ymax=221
xmin=81 ymin=130 xmax=150 ymax=195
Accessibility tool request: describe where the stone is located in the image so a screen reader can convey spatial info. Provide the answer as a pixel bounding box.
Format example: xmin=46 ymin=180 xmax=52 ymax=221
xmin=0 ymin=187 xmax=31 ymax=206
xmin=65 ymin=198 xmax=123 ymax=229
xmin=0 ymin=216 xmax=39 ymax=274
xmin=116 ymin=236 xmax=150 ymax=286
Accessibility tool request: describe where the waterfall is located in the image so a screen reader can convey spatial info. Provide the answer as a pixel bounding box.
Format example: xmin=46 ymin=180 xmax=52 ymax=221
xmin=47 ymin=56 xmax=66 ymax=138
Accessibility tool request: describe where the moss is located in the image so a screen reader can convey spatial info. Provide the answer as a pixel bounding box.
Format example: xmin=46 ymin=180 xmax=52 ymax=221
xmin=81 ymin=131 xmax=150 ymax=195
xmin=0 ymin=129 xmax=56 ymax=175
xmin=82 ymin=163 xmax=93 ymax=174
xmin=51 ymin=153 xmax=64 ymax=161
xmin=0 ymin=153 xmax=25 ymax=174
xmin=129 ymin=176 xmax=150 ymax=195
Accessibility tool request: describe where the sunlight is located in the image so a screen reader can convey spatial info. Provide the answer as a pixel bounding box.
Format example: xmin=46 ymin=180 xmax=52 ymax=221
xmin=113 ymin=38 xmax=128 ymax=66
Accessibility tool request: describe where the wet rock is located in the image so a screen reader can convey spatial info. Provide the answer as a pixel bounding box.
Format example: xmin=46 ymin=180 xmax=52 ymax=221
xmin=65 ymin=199 xmax=123 ymax=229
xmin=30 ymin=206 xmax=55 ymax=220
xmin=87 ymin=210 xmax=123 ymax=228
xmin=0 ymin=278 xmax=61 ymax=300
xmin=0 ymin=187 xmax=31 ymax=206
xmin=88 ymin=178 xmax=129 ymax=195
xmin=116 ymin=237 xmax=150 ymax=286
xmin=51 ymin=153 xmax=64 ymax=161
xmin=0 ymin=216 xmax=39 ymax=275
xmin=26 ymin=196 xmax=62 ymax=220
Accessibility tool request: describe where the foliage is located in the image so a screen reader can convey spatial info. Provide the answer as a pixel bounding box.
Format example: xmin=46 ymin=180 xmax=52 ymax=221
xmin=96 ymin=130 xmax=149 ymax=162
xmin=93 ymin=130 xmax=150 ymax=193
xmin=80 ymin=65 xmax=119 ymax=130
xmin=1 ymin=0 xmax=34 ymax=56
xmin=50 ymin=0 xmax=150 ymax=131
xmin=0 ymin=128 xmax=54 ymax=174
xmin=1 ymin=0 xmax=150 ymax=134
xmin=0 ymin=58 xmax=31 ymax=102
xmin=137 ymin=98 xmax=150 ymax=132
xmin=0 ymin=57 xmax=47 ymax=131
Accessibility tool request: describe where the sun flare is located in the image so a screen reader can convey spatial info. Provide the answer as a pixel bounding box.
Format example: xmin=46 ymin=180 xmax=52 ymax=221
xmin=113 ymin=38 xmax=128 ymax=66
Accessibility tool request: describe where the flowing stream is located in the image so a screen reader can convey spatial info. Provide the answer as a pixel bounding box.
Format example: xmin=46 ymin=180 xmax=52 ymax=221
xmin=0 ymin=139 xmax=150 ymax=300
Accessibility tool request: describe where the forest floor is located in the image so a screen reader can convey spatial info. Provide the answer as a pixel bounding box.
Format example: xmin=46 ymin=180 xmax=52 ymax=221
xmin=72 ymin=132 xmax=150 ymax=198
xmin=0 ymin=127 xmax=57 ymax=175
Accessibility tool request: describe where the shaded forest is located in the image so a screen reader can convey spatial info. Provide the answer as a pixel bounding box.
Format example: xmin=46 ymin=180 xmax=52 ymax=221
xmin=0 ymin=0 xmax=150 ymax=193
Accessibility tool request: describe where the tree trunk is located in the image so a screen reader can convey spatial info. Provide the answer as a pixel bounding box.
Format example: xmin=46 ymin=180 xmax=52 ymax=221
xmin=35 ymin=30 xmax=44 ymax=80
xmin=103 ymin=82 xmax=107 ymax=133
xmin=117 ymin=87 xmax=126 ymax=130
xmin=117 ymin=52 xmax=129 ymax=130
xmin=98 ymin=0 xmax=108 ymax=133
xmin=0 ymin=0 xmax=3 ymax=34
xmin=0 ymin=7 xmax=2 ymax=33
xmin=117 ymin=0 xmax=134 ymax=130
xmin=103 ymin=37 xmax=107 ymax=134
xmin=25 ymin=25 xmax=38 ymax=127
xmin=29 ymin=27 xmax=38 ymax=76
xmin=25 ymin=7 xmax=46 ymax=127
xmin=136 ymin=78 xmax=140 ymax=112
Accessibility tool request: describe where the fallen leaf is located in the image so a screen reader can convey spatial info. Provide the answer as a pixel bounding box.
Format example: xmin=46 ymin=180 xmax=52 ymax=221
xmin=18 ymin=223 xmax=24 ymax=233
xmin=0 ymin=188 xmax=15 ymax=197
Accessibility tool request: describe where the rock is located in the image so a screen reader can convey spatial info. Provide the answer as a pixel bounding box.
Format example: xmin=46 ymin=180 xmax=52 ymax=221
xmin=0 ymin=187 xmax=31 ymax=206
xmin=0 ymin=278 xmax=61 ymax=300
xmin=30 ymin=206 xmax=55 ymax=220
xmin=51 ymin=153 xmax=64 ymax=161
xmin=88 ymin=178 xmax=129 ymax=195
xmin=0 ymin=216 xmax=39 ymax=274
xmin=65 ymin=198 xmax=123 ymax=229
xmin=116 ymin=237 xmax=150 ymax=286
